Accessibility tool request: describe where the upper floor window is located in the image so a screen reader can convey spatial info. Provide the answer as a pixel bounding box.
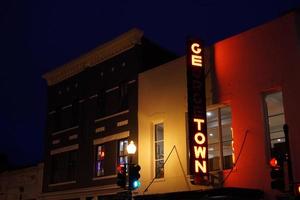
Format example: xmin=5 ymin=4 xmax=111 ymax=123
xmin=264 ymin=91 xmax=286 ymax=154
xmin=95 ymin=145 xmax=105 ymax=177
xmin=154 ymin=123 xmax=164 ymax=178
xmin=207 ymin=106 xmax=234 ymax=171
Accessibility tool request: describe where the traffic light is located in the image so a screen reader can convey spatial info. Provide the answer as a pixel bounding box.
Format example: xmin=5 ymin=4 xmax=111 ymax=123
xmin=129 ymin=164 xmax=141 ymax=190
xmin=269 ymin=150 xmax=285 ymax=191
xmin=117 ymin=164 xmax=126 ymax=188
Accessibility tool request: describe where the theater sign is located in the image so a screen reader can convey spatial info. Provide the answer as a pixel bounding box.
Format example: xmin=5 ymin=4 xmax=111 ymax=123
xmin=186 ymin=39 xmax=209 ymax=184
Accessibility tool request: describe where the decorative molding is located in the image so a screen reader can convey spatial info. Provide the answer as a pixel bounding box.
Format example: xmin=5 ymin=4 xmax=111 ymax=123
xmin=93 ymin=131 xmax=129 ymax=145
xmin=117 ymin=120 xmax=128 ymax=127
xmin=105 ymin=86 xmax=119 ymax=93
xmin=48 ymin=181 xmax=76 ymax=187
xmin=43 ymin=28 xmax=144 ymax=86
xmin=52 ymin=126 xmax=79 ymax=136
xmin=95 ymin=126 xmax=105 ymax=133
xmin=95 ymin=110 xmax=129 ymax=123
xmin=92 ymin=175 xmax=116 ymax=181
xmin=68 ymin=134 xmax=78 ymax=140
xmin=52 ymin=139 xmax=60 ymax=145
xmin=62 ymin=104 xmax=72 ymax=110
xmin=50 ymin=144 xmax=79 ymax=155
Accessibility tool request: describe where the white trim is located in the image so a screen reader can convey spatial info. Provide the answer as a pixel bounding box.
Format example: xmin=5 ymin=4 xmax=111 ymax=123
xmin=95 ymin=110 xmax=129 ymax=123
xmin=105 ymin=86 xmax=119 ymax=93
xmin=93 ymin=131 xmax=129 ymax=145
xmin=48 ymin=180 xmax=76 ymax=187
xmin=62 ymin=104 xmax=72 ymax=110
xmin=68 ymin=134 xmax=78 ymax=140
xmin=92 ymin=175 xmax=117 ymax=181
xmin=50 ymin=144 xmax=79 ymax=155
xmin=89 ymin=94 xmax=98 ymax=99
xmin=48 ymin=110 xmax=56 ymax=115
xmin=117 ymin=120 xmax=128 ymax=127
xmin=128 ymin=79 xmax=136 ymax=84
xmin=52 ymin=126 xmax=79 ymax=136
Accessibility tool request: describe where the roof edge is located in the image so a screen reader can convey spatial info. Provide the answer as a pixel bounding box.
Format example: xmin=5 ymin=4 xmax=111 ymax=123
xmin=43 ymin=28 xmax=144 ymax=86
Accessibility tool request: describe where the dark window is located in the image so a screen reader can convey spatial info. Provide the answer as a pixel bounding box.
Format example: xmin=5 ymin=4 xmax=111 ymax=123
xmin=72 ymin=100 xmax=79 ymax=126
xmin=97 ymin=90 xmax=105 ymax=116
xmin=51 ymin=150 xmax=78 ymax=183
xmin=154 ymin=123 xmax=164 ymax=178
xmin=119 ymin=82 xmax=128 ymax=110
xmin=55 ymin=106 xmax=62 ymax=131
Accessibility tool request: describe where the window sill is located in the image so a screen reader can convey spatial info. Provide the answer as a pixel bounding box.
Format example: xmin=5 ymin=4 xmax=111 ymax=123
xmin=92 ymin=174 xmax=117 ymax=181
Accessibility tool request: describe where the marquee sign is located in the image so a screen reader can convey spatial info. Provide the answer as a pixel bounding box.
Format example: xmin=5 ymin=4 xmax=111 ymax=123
xmin=186 ymin=39 xmax=209 ymax=185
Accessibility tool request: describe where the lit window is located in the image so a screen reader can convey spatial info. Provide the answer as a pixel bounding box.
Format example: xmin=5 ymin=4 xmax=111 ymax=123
xmin=207 ymin=106 xmax=233 ymax=171
xmin=96 ymin=145 xmax=105 ymax=176
xmin=118 ymin=139 xmax=128 ymax=172
xmin=154 ymin=123 xmax=164 ymax=178
xmin=264 ymin=91 xmax=286 ymax=154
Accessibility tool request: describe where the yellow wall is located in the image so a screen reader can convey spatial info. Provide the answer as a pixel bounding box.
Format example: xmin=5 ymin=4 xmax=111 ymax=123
xmin=137 ymin=56 xmax=210 ymax=196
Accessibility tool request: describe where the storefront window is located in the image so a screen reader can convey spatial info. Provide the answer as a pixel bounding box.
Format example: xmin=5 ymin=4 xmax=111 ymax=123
xmin=207 ymin=106 xmax=233 ymax=171
xmin=264 ymin=91 xmax=286 ymax=154
xmin=154 ymin=123 xmax=164 ymax=178
xmin=96 ymin=145 xmax=105 ymax=176
xmin=118 ymin=139 xmax=128 ymax=172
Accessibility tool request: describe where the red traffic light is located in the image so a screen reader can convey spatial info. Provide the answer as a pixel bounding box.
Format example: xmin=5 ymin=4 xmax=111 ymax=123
xmin=269 ymin=157 xmax=278 ymax=168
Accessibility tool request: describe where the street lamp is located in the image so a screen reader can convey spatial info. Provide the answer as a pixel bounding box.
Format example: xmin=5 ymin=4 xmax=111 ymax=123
xmin=127 ymin=141 xmax=136 ymax=155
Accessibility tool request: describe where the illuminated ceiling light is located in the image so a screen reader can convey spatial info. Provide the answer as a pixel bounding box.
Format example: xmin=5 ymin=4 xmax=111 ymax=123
xmin=208 ymin=148 xmax=214 ymax=151
xmin=207 ymin=112 xmax=212 ymax=117
xmin=209 ymin=133 xmax=213 ymax=136
xmin=277 ymin=139 xmax=281 ymax=142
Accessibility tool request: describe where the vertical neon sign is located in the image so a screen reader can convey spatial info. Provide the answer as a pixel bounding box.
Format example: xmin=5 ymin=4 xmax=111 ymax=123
xmin=186 ymin=39 xmax=209 ymax=185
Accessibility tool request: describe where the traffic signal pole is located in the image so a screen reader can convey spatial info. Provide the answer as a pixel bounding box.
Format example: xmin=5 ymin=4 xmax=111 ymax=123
xmin=283 ymin=124 xmax=294 ymax=196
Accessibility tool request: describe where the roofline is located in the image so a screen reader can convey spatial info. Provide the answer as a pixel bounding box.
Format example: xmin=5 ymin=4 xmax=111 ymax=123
xmin=42 ymin=28 xmax=144 ymax=86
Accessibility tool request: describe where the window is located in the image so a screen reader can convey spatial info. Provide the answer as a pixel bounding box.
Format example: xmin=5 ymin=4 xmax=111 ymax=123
xmin=119 ymin=81 xmax=128 ymax=110
xmin=154 ymin=123 xmax=164 ymax=178
xmin=264 ymin=91 xmax=286 ymax=154
xmin=95 ymin=145 xmax=105 ymax=177
xmin=118 ymin=139 xmax=128 ymax=172
xmin=207 ymin=106 xmax=234 ymax=171
xmin=51 ymin=150 xmax=78 ymax=183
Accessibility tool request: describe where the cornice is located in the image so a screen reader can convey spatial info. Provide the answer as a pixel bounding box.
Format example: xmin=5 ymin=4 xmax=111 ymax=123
xmin=43 ymin=28 xmax=144 ymax=86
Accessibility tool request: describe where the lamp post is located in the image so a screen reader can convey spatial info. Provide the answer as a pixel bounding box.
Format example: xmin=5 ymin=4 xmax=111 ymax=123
xmin=126 ymin=140 xmax=136 ymax=199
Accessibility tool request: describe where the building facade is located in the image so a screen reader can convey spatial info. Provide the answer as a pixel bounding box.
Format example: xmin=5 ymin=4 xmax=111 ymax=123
xmin=0 ymin=163 xmax=43 ymax=200
xmin=41 ymin=29 xmax=176 ymax=200
xmin=42 ymin=10 xmax=300 ymax=200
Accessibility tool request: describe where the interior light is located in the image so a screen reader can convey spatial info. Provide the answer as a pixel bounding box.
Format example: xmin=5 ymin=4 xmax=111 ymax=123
xmin=277 ymin=139 xmax=281 ymax=142
xmin=208 ymin=148 xmax=214 ymax=151
xmin=207 ymin=112 xmax=212 ymax=117
xmin=209 ymin=133 xmax=213 ymax=136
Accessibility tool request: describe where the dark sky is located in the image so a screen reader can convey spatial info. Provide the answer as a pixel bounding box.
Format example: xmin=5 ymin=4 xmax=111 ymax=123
xmin=1 ymin=0 xmax=300 ymax=167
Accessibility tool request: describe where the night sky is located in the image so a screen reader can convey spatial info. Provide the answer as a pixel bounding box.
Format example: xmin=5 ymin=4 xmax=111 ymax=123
xmin=1 ymin=0 xmax=300 ymax=167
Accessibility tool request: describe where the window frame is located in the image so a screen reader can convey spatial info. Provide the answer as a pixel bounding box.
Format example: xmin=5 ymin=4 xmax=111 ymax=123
xmin=262 ymin=90 xmax=286 ymax=159
xmin=117 ymin=138 xmax=129 ymax=173
xmin=153 ymin=122 xmax=164 ymax=179
xmin=95 ymin=144 xmax=105 ymax=177
xmin=207 ymin=105 xmax=234 ymax=172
